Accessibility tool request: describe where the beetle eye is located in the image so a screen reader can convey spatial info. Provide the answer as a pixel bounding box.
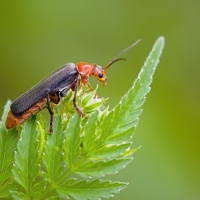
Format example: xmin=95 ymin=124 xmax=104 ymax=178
xmin=98 ymin=73 xmax=103 ymax=78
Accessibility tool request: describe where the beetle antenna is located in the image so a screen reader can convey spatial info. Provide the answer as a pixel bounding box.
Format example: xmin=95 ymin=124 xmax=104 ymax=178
xmin=104 ymin=39 xmax=141 ymax=71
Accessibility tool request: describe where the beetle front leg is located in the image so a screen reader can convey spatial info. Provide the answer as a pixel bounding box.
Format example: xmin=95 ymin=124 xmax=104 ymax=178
xmin=46 ymin=94 xmax=54 ymax=133
xmin=86 ymin=82 xmax=94 ymax=91
xmin=85 ymin=82 xmax=100 ymax=98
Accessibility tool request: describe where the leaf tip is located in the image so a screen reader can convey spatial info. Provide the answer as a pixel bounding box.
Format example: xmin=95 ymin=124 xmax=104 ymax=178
xmin=158 ymin=35 xmax=165 ymax=41
xmin=156 ymin=36 xmax=165 ymax=48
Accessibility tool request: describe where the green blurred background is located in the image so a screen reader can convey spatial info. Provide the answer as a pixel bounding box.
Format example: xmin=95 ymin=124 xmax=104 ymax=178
xmin=0 ymin=1 xmax=199 ymax=199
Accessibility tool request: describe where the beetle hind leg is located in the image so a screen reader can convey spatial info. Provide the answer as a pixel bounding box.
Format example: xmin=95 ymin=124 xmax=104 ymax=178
xmin=46 ymin=94 xmax=54 ymax=133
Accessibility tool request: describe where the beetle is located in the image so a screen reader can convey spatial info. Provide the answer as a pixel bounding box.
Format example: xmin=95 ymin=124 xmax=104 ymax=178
xmin=5 ymin=40 xmax=140 ymax=133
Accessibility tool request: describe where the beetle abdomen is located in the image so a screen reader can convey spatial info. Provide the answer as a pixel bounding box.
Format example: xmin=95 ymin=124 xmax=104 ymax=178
xmin=6 ymin=97 xmax=48 ymax=129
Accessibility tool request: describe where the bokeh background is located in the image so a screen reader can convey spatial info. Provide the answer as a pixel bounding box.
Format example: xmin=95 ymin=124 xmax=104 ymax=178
xmin=0 ymin=1 xmax=199 ymax=199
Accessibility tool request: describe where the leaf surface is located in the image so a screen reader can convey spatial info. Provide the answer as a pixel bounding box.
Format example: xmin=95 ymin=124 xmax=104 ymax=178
xmin=43 ymin=116 xmax=65 ymax=183
xmin=57 ymin=179 xmax=128 ymax=200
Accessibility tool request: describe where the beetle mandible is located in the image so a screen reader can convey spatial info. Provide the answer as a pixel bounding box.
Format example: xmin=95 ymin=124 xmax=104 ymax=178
xmin=5 ymin=40 xmax=140 ymax=133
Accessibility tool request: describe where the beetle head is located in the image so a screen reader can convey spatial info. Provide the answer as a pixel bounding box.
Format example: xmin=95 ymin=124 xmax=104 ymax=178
xmin=92 ymin=65 xmax=107 ymax=86
xmin=77 ymin=40 xmax=141 ymax=87
xmin=93 ymin=58 xmax=126 ymax=86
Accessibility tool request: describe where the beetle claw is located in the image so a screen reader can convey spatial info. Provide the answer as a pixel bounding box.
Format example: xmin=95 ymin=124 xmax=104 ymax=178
xmin=78 ymin=110 xmax=85 ymax=117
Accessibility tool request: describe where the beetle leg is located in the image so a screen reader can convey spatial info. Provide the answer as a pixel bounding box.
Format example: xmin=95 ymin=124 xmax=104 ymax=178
xmin=86 ymin=82 xmax=94 ymax=91
xmin=86 ymin=82 xmax=100 ymax=98
xmin=49 ymin=91 xmax=61 ymax=104
xmin=80 ymin=82 xmax=85 ymax=92
xmin=46 ymin=94 xmax=54 ymax=133
xmin=73 ymin=78 xmax=85 ymax=117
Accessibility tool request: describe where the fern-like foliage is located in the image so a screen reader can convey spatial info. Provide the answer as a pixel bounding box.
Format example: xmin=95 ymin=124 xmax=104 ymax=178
xmin=0 ymin=36 xmax=165 ymax=199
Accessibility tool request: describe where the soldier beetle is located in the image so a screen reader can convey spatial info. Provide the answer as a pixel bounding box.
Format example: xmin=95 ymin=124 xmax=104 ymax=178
xmin=5 ymin=40 xmax=140 ymax=133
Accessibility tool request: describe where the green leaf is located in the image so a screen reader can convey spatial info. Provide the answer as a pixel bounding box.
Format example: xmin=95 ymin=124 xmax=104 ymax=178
xmin=0 ymin=101 xmax=18 ymax=198
xmin=80 ymin=86 xmax=97 ymax=107
xmin=57 ymin=179 xmax=128 ymax=200
xmin=30 ymin=179 xmax=47 ymax=197
xmin=12 ymin=116 xmax=41 ymax=197
xmin=11 ymin=191 xmax=27 ymax=200
xmin=63 ymin=115 xmax=82 ymax=170
xmin=0 ymin=123 xmax=18 ymax=198
xmin=97 ymin=37 xmax=165 ymax=147
xmin=1 ymin=100 xmax=12 ymax=124
xmin=37 ymin=114 xmax=46 ymax=160
xmin=122 ymin=146 xmax=141 ymax=157
xmin=0 ymin=182 xmax=20 ymax=199
xmin=90 ymin=142 xmax=132 ymax=160
xmin=43 ymin=116 xmax=65 ymax=183
xmin=82 ymin=110 xmax=99 ymax=154
xmin=74 ymin=157 xmax=132 ymax=178
xmin=45 ymin=196 xmax=61 ymax=200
